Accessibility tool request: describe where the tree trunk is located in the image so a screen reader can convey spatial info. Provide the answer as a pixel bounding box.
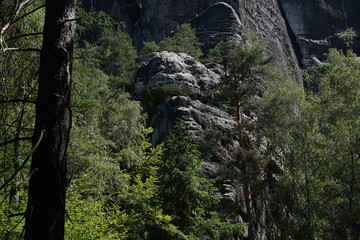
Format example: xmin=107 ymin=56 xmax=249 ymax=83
xmin=235 ymin=103 xmax=254 ymax=240
xmin=25 ymin=0 xmax=75 ymax=239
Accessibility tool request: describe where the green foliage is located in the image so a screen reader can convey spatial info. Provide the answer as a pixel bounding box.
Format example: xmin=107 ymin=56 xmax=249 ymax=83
xmin=258 ymin=49 xmax=360 ymax=239
xmin=0 ymin=190 xmax=27 ymax=239
xmin=309 ymin=49 xmax=360 ymax=239
xmin=160 ymin=122 xmax=219 ymax=228
xmin=198 ymin=129 xmax=223 ymax=161
xmin=256 ymin=76 xmax=305 ymax=146
xmin=96 ymin=31 xmax=138 ymax=88
xmin=211 ymin=37 xmax=275 ymax=109
xmin=140 ymin=41 xmax=160 ymax=60
xmin=65 ymin=189 xmax=127 ymax=240
xmin=75 ymin=8 xmax=137 ymax=89
xmin=141 ymin=23 xmax=203 ymax=60
xmin=159 ymin=121 xmax=245 ymax=238
xmin=339 ymin=27 xmax=357 ymax=49
xmin=158 ymin=24 xmax=202 ymax=58
xmin=0 ymin=1 xmax=44 ymax=238
xmin=208 ymin=37 xmax=277 ymax=239
xmin=75 ymin=7 xmax=123 ymax=44
xmin=66 ymin=9 xmax=183 ymax=238
xmin=189 ymin=213 xmax=244 ymax=240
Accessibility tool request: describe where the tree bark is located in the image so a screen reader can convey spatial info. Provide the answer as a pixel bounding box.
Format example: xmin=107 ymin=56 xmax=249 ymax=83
xmin=235 ymin=103 xmax=254 ymax=240
xmin=25 ymin=0 xmax=75 ymax=239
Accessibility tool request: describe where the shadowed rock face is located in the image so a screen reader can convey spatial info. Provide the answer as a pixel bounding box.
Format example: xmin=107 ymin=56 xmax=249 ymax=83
xmin=279 ymin=0 xmax=360 ymax=63
xmin=82 ymin=0 xmax=360 ymax=67
xmin=189 ymin=2 xmax=242 ymax=52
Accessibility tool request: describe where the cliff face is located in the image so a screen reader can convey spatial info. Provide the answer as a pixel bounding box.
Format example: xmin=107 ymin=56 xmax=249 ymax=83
xmin=279 ymin=0 xmax=360 ymax=64
xmin=82 ymin=0 xmax=300 ymax=74
xmin=83 ymin=0 xmax=360 ymax=66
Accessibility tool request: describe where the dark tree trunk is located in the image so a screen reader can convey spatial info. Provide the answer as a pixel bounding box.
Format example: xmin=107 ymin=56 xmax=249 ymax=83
xmin=235 ymin=103 xmax=254 ymax=240
xmin=25 ymin=0 xmax=75 ymax=239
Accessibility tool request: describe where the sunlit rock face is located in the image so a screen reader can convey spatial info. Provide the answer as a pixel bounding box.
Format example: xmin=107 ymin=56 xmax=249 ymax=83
xmin=135 ymin=51 xmax=222 ymax=106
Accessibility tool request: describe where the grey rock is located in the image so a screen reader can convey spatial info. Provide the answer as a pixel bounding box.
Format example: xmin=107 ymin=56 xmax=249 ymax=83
xmin=189 ymin=2 xmax=243 ymax=52
xmin=135 ymin=52 xmax=285 ymax=239
xmin=135 ymin=51 xmax=222 ymax=106
xmin=279 ymin=0 xmax=360 ymax=61
xmin=83 ymin=0 xmax=301 ymax=80
xmin=302 ymin=55 xmax=325 ymax=68
xmin=149 ymin=95 xmax=236 ymax=147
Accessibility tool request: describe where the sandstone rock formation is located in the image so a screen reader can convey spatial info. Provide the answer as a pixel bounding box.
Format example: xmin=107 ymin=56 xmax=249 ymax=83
xmin=188 ymin=2 xmax=242 ymax=52
xmin=135 ymin=52 xmax=284 ymax=239
xmin=83 ymin=0 xmax=360 ymax=68
xmin=82 ymin=0 xmax=300 ymax=76
xmin=135 ymin=51 xmax=222 ymax=107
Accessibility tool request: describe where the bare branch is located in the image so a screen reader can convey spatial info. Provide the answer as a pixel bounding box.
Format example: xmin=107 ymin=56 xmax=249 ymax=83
xmin=0 ymin=99 xmax=36 ymax=104
xmin=11 ymin=4 xmax=46 ymax=26
xmin=62 ymin=18 xmax=80 ymax=24
xmin=0 ymin=0 xmax=34 ymax=36
xmin=0 ymin=129 xmax=44 ymax=191
xmin=5 ymin=32 xmax=43 ymax=42
xmin=0 ymin=137 xmax=32 ymax=147
xmin=1 ymin=47 xmax=41 ymax=52
xmin=0 ymin=1 xmax=43 ymax=51
xmin=8 ymin=212 xmax=25 ymax=217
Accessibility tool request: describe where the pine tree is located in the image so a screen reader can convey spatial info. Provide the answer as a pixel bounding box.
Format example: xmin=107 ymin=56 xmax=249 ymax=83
xmin=159 ymin=121 xmax=244 ymax=239
xmin=211 ymin=37 xmax=275 ymax=239
xmin=159 ymin=121 xmax=219 ymax=230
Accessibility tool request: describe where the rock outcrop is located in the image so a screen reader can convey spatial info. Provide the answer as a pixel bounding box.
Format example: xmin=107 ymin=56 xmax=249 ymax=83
xmin=135 ymin=52 xmax=284 ymax=239
xmin=135 ymin=51 xmax=222 ymax=107
xmin=188 ymin=2 xmax=242 ymax=52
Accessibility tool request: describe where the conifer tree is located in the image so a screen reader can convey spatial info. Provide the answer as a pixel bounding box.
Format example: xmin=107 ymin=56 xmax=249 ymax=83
xmin=141 ymin=23 xmax=202 ymax=60
xmin=159 ymin=121 xmax=244 ymax=239
xmin=159 ymin=121 xmax=219 ymax=231
xmin=211 ymin=37 xmax=275 ymax=239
